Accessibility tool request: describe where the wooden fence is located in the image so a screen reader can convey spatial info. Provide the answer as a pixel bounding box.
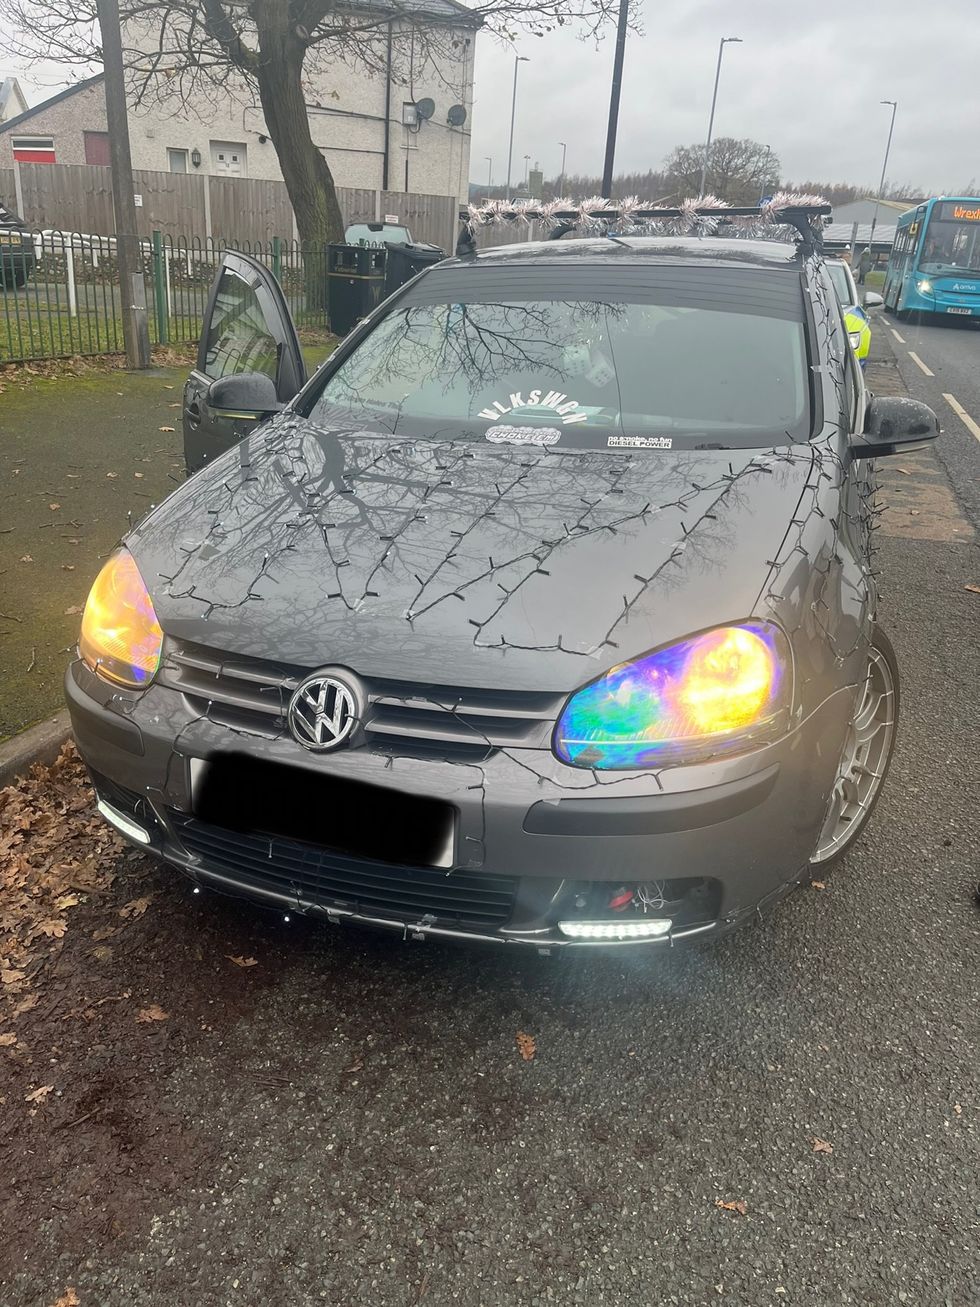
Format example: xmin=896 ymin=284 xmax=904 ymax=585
xmin=0 ymin=162 xmax=460 ymax=252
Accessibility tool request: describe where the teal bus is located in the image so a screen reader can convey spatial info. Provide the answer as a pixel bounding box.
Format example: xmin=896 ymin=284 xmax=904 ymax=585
xmin=882 ymin=196 xmax=980 ymax=319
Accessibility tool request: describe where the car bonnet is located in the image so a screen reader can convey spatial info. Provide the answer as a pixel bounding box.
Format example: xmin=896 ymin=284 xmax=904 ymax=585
xmin=128 ymin=417 xmax=817 ymax=692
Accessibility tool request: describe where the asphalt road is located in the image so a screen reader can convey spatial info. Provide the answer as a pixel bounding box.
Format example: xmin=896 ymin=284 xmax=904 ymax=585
xmin=8 ymin=322 xmax=980 ymax=1307
xmin=880 ymin=311 xmax=980 ymax=525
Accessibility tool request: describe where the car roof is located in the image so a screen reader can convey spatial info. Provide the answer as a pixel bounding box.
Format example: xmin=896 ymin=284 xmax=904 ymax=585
xmin=439 ymin=235 xmax=805 ymax=272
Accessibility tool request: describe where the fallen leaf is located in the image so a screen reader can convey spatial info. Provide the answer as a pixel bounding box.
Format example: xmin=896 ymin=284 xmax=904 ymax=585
xmin=0 ymin=1032 xmax=17 ymax=1046
xmin=810 ymin=880 xmax=827 ymax=890
xmin=37 ymin=918 xmax=67 ymax=939
xmin=812 ymin=1137 xmax=834 ymax=1154
xmin=49 ymin=502 xmax=61 ymax=510
xmin=965 ymin=584 xmax=980 ymax=596
xmin=61 ymin=564 xmax=75 ymax=571
xmin=51 ymin=1289 xmax=80 ymax=1307
xmin=953 ymin=1103 xmax=962 ymax=1116
xmin=134 ymin=472 xmax=144 ymax=479
xmin=92 ymin=925 xmax=118 ymax=941
xmin=136 ymin=1005 xmax=169 ymax=1023
xmin=91 ymin=945 xmax=113 ymax=962
xmin=343 ymin=1057 xmax=364 ymax=1074
xmin=19 ymin=554 xmax=33 ymax=563
xmin=715 ymin=1199 xmax=747 ymax=1215
xmin=64 ymin=605 xmax=83 ymax=616
xmin=158 ymin=425 xmax=175 ymax=433
xmin=516 ymin=1031 xmax=536 ymax=1062
xmin=25 ymin=1084 xmax=54 ymax=1104
xmin=896 ymin=467 xmax=911 ymax=475
xmin=106 ymin=471 xmax=118 ymax=479
xmin=910 ymin=509 xmax=920 ymax=516
xmin=1 ymin=968 xmax=27 ymax=986
xmin=12 ymin=994 xmax=38 ymax=1017
xmin=119 ymin=896 xmax=153 ymax=919
xmin=162 ymin=384 xmax=174 ymax=389
xmin=226 ymin=955 xmax=258 ymax=968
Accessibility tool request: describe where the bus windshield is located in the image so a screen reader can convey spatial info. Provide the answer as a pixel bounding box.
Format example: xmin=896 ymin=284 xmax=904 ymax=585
xmin=920 ymin=201 xmax=980 ymax=275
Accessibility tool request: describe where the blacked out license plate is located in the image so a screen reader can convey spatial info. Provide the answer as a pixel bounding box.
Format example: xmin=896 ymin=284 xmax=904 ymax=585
xmin=190 ymin=754 xmax=455 ymax=868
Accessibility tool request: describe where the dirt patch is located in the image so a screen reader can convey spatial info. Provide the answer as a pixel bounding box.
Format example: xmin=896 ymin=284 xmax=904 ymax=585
xmin=0 ymin=346 xmax=196 ymax=393
xmin=0 ymin=745 xmax=292 ymax=1284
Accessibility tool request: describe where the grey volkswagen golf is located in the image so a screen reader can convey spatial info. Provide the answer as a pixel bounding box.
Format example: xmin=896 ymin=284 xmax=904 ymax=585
xmin=65 ymin=202 xmax=940 ymax=949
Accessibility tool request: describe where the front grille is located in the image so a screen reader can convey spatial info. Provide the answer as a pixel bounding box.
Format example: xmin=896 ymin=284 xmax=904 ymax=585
xmin=168 ymin=811 xmax=518 ymax=929
xmin=158 ymin=639 xmax=563 ymax=759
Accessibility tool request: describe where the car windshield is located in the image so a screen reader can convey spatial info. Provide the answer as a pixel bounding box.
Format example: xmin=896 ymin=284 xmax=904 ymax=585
xmin=826 ymin=262 xmax=855 ymax=306
xmin=307 ymin=270 xmax=811 ymax=450
xmin=345 ymin=223 xmax=411 ymax=245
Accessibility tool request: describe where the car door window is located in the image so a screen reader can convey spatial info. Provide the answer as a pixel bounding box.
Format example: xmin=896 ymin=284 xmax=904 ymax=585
xmin=203 ymin=268 xmax=280 ymax=382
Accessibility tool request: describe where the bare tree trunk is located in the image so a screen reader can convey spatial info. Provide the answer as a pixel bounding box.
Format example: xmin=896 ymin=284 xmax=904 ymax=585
xmin=252 ymin=0 xmax=343 ymax=318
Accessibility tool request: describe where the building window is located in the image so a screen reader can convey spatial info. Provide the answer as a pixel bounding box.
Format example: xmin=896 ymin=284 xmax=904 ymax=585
xmin=83 ymin=131 xmax=110 ymax=165
xmin=167 ymin=148 xmax=188 ymax=174
xmin=209 ymin=140 xmax=247 ymax=177
xmin=12 ymin=135 xmax=55 ymax=164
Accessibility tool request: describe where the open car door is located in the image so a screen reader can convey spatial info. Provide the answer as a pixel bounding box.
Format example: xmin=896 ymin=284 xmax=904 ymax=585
xmin=183 ymin=250 xmax=306 ymax=474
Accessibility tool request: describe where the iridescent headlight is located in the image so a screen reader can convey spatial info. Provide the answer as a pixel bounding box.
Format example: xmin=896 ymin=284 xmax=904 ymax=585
xmin=79 ymin=550 xmax=163 ymax=688
xmin=553 ymin=622 xmax=789 ymax=769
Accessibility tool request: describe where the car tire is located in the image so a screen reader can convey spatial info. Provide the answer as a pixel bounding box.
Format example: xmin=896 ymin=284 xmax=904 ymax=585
xmin=809 ymin=625 xmax=899 ymax=870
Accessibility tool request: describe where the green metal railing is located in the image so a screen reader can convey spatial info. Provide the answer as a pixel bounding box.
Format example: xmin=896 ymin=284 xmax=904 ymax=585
xmin=0 ymin=230 xmax=332 ymax=364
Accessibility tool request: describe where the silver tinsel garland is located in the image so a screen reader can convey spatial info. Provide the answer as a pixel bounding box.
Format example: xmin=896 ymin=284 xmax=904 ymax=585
xmin=462 ymin=192 xmax=831 ymax=243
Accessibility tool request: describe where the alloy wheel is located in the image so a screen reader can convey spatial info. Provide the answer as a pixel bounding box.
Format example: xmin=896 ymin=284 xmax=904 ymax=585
xmin=811 ymin=646 xmax=897 ymax=864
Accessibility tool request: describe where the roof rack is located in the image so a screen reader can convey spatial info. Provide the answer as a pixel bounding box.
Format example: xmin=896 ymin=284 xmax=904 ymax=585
xmin=455 ymin=196 xmax=832 ymax=258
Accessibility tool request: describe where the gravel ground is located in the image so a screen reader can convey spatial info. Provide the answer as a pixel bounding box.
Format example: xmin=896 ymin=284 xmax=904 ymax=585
xmin=3 ymin=326 xmax=978 ymax=1307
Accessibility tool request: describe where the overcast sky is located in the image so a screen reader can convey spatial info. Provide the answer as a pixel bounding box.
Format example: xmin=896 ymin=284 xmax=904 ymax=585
xmin=469 ymin=0 xmax=978 ymax=193
xmin=9 ymin=0 xmax=977 ymax=195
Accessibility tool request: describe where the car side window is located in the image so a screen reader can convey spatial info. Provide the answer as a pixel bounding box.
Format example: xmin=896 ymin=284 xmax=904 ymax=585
xmin=203 ymin=268 xmax=280 ymax=382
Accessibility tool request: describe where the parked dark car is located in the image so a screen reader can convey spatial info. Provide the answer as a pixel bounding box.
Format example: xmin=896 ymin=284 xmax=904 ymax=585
xmin=66 ymin=221 xmax=940 ymax=950
xmin=344 ymin=221 xmax=441 ymax=254
xmin=0 ymin=200 xmax=36 ymax=288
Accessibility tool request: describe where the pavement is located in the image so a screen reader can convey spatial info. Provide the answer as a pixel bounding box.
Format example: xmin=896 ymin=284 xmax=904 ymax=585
xmin=3 ymin=316 xmax=979 ymax=1307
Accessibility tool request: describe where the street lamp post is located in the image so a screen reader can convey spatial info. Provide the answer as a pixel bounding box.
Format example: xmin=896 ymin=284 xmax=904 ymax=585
xmin=600 ymin=0 xmax=630 ymax=198
xmin=485 ymin=156 xmax=493 ymax=202
xmin=505 ymin=56 xmax=529 ymax=201
xmin=869 ymin=100 xmax=898 ymax=249
xmin=698 ymin=36 xmax=742 ymax=199
xmin=757 ymin=144 xmax=772 ymax=205
xmin=558 ymin=140 xmax=567 ymax=197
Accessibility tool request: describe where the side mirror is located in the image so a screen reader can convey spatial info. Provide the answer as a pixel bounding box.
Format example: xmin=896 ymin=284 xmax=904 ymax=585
xmin=851 ymin=395 xmax=939 ymax=459
xmin=208 ymin=371 xmax=281 ymax=418
xmin=863 ymin=291 xmax=884 ymax=309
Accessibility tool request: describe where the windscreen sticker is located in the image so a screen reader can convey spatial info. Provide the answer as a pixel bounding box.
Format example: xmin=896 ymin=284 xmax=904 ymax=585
xmin=607 ymin=435 xmax=673 ymax=449
xmin=478 ymin=389 xmax=590 ymax=425
xmin=485 ymin=425 xmax=561 ymax=447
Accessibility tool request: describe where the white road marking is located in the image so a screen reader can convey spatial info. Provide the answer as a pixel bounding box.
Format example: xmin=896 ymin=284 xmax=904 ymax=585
xmin=943 ymin=392 xmax=980 ymax=444
xmin=890 ymin=328 xmax=906 ymax=343
xmin=908 ymin=351 xmax=935 ymax=377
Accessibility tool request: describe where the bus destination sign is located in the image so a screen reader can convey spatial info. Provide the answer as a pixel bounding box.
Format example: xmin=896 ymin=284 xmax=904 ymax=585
xmin=937 ymin=201 xmax=980 ymax=223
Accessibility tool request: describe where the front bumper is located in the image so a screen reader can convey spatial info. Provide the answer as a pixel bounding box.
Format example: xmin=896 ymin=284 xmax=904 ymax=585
xmin=66 ymin=659 xmax=854 ymax=949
